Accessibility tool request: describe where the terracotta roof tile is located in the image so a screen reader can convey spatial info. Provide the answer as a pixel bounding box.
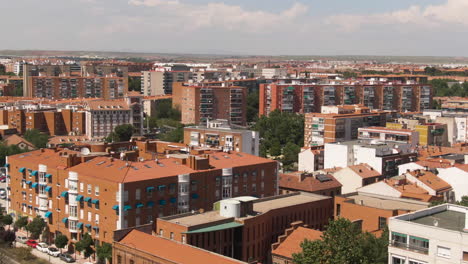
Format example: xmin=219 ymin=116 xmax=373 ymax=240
xmin=279 ymin=172 xmax=341 ymax=193
xmin=87 ymin=100 xmax=129 ymax=110
xmin=407 ymin=170 xmax=452 ymax=192
xmin=119 ymin=230 xmax=245 ymax=264
xmin=272 ymin=227 xmax=322 ymax=259
xmin=3 ymin=135 xmax=34 ymax=148
xmin=348 ymin=164 xmax=381 ymax=179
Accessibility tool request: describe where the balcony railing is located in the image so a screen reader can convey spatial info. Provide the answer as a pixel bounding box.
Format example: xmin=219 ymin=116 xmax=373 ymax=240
xmin=391 ymin=241 xmax=429 ymax=255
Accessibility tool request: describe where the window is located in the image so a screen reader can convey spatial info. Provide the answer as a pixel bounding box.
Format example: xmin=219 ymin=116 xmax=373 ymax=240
xmin=437 ymin=246 xmax=451 ymax=258
xmin=135 ymin=217 xmax=140 ymax=226
xmin=80 ymin=209 xmax=84 ymax=219
xmin=378 ymin=217 xmax=386 ymax=230
xmin=87 ymin=184 xmax=92 ymax=194
xmin=392 ymin=256 xmax=405 ymax=264
xmin=409 ymin=260 xmax=426 ymax=264
xmin=336 ymin=204 xmax=341 ymax=217
xmin=170 ymin=232 xmax=174 ymax=240
xmin=463 ymin=251 xmax=468 ymax=261
xmin=80 ymin=183 xmax=84 ymax=192
xmin=252 ymin=183 xmax=256 ymax=192
xmin=135 ymin=189 xmax=141 ymax=200
xmin=95 ymin=214 xmax=99 ymax=224
xmin=88 ymin=212 xmax=92 ymax=221
xmin=95 ymin=186 xmax=99 ymax=196
xmin=392 ymin=232 xmax=407 ymax=248
xmin=182 ymin=235 xmax=186 ymax=244
xmin=65 ymin=179 xmax=69 ymax=188
xmin=409 ymin=236 xmax=429 ymax=253
xmin=117 ymin=256 xmax=122 ymax=264
xmin=159 ymin=229 xmax=163 ymax=236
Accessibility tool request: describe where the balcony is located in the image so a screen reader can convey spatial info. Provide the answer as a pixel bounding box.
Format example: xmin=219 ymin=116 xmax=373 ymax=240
xmin=390 ymin=241 xmax=429 ymax=255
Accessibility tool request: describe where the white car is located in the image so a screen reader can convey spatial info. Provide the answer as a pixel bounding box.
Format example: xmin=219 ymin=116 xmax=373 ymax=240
xmin=36 ymin=243 xmax=49 ymax=253
xmin=47 ymin=247 xmax=60 ymax=257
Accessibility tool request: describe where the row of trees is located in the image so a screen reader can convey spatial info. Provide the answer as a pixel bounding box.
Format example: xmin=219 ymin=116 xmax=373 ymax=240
xmin=293 ymin=218 xmax=388 ymax=264
xmin=252 ymin=110 xmax=304 ymax=170
xmin=429 ymin=79 xmax=468 ymax=97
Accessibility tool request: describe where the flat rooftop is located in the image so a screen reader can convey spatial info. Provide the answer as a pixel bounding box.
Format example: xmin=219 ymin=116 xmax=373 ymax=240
xmin=328 ymin=140 xmax=407 ymax=149
xmin=250 ymin=193 xmax=328 ymax=216
xmin=411 ymin=210 xmax=465 ymax=232
xmin=166 ymin=211 xmax=228 ymax=227
xmin=343 ymin=193 xmax=427 ymax=211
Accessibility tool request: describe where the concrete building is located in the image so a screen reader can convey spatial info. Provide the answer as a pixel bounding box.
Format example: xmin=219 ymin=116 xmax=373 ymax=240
xmin=387 ymin=121 xmax=449 ymax=147
xmin=324 ymin=140 xmax=418 ymax=177
xmin=114 ymin=229 xmax=247 ymax=264
xmin=335 ymin=192 xmax=428 ymax=234
xmin=141 ymin=71 xmax=164 ymax=96
xmin=6 ymin=148 xmax=279 ymax=245
xmin=279 ymin=171 xmax=342 ymax=197
xmin=329 ymin=164 xmax=383 ymax=194
xmin=262 ymin=68 xmax=287 ymax=78
xmin=298 ymin=146 xmax=324 ymax=172
xmin=173 ymin=83 xmax=247 ymax=126
xmin=358 ymin=126 xmax=419 ymax=148
xmin=156 ymin=192 xmax=333 ymax=263
xmin=184 ymin=119 xmax=259 ymax=155
xmin=388 ymin=204 xmax=468 ymax=263
xmin=304 ymin=105 xmax=388 ymax=146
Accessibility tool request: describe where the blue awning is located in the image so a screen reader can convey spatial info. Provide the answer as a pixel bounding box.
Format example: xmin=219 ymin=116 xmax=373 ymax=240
xmin=76 ymin=195 xmax=84 ymax=201
xmin=25 ymin=180 xmax=31 ymax=185
xmin=93 ymin=226 xmax=99 ymax=230
xmin=85 ymin=224 xmax=91 ymax=228
xmin=146 ymin=186 xmax=155 ymax=192
xmin=19 ymin=167 xmax=26 ymax=173
xmin=76 ymin=222 xmax=83 ymax=229
xmin=60 ymin=191 xmax=68 ymax=197
xmin=5 ymin=163 xmax=9 ymax=168
xmin=92 ymin=199 xmax=99 ymax=204
xmin=147 ymin=201 xmax=155 ymax=207
xmin=124 ymin=205 xmax=132 ymax=211
xmin=158 ymin=185 xmax=166 ymax=191
xmin=170 ymin=197 xmax=177 ymax=204
xmin=45 ymin=174 xmax=52 ymax=178
xmin=44 ymin=211 xmax=52 ymax=218
xmin=112 ymin=205 xmax=119 ymax=210
xmin=45 ymin=186 xmax=52 ymax=192
xmin=31 ymin=171 xmax=38 ymax=176
xmin=159 ymin=199 xmax=166 ymax=205
xmin=62 ymin=217 xmax=68 ymax=223
xmin=31 ymin=182 xmax=38 ymax=188
xmin=135 ymin=203 xmax=144 ymax=208
xmin=27 ymin=205 xmax=32 ymax=208
xmin=191 ymin=193 xmax=199 ymax=199
xmin=84 ymin=197 xmax=92 ymax=202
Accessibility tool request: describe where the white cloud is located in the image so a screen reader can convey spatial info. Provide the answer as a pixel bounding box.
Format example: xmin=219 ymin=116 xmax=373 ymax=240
xmin=327 ymin=0 xmax=468 ymax=32
xmin=127 ymin=0 xmax=309 ymax=32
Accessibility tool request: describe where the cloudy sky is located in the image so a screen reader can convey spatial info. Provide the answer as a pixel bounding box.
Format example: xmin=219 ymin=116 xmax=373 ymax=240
xmin=2 ymin=0 xmax=467 ymax=56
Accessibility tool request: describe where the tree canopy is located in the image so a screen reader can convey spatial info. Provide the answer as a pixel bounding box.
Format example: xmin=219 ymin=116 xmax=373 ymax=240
xmin=97 ymin=242 xmax=113 ymax=263
xmin=429 ymin=79 xmax=468 ymax=97
xmin=246 ymin=91 xmax=259 ymax=123
xmin=26 ymin=217 xmax=46 ymax=239
xmin=0 ymin=143 xmax=27 ymax=166
xmin=106 ymin=124 xmax=134 ymax=142
xmin=55 ymin=234 xmax=69 ymax=251
xmin=293 ymin=218 xmax=388 ymax=264
xmin=128 ymin=77 xmax=141 ymax=92
xmin=24 ymin=129 xmax=49 ymax=149
xmin=14 ymin=216 xmax=28 ymax=230
xmin=75 ymin=233 xmax=95 ymax=259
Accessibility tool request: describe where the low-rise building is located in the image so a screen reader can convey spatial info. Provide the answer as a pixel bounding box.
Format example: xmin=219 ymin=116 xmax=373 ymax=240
xmin=330 ymin=164 xmax=383 ymax=194
xmin=358 ymin=126 xmax=419 ymax=148
xmin=402 ymin=169 xmax=454 ymax=202
xmin=298 ymin=146 xmax=324 ymax=172
xmin=279 ymin=172 xmax=342 ymax=197
xmin=156 ymin=192 xmax=333 ymax=263
xmin=388 ymin=204 xmax=468 ymax=264
xmin=184 ymin=119 xmax=259 ymax=155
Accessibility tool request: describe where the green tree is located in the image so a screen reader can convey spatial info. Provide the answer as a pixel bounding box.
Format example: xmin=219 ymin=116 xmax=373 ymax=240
xmin=75 ymin=233 xmax=95 ymax=260
xmin=97 ymin=242 xmax=113 ymax=263
xmin=154 ymin=99 xmax=181 ymax=120
xmin=13 ymin=83 xmax=23 ymax=97
xmin=24 ymin=129 xmax=49 ymax=149
xmin=246 ymin=91 xmax=259 ymax=123
xmin=456 ymin=196 xmax=468 ymax=207
xmin=26 ymin=217 xmax=46 ymax=239
xmin=0 ymin=230 xmax=16 ymax=245
xmin=2 ymin=214 xmax=13 ymax=227
xmin=106 ymin=124 xmax=134 ymax=142
xmin=269 ymin=140 xmax=282 ymax=157
xmin=282 ymin=142 xmax=301 ymax=170
xmin=14 ymin=216 xmax=28 ymax=230
xmin=55 ymin=234 xmax=69 ymax=253
xmin=41 ymin=225 xmax=50 ymax=244
xmin=293 ymin=218 xmax=387 ymax=264
xmin=0 ymin=144 xmax=27 ymax=166
xmin=128 ymin=77 xmax=141 ymax=92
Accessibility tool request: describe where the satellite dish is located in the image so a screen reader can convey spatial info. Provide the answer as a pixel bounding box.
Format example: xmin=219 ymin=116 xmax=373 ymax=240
xmin=433 ymin=219 xmax=438 ymax=227
xmin=80 ymin=148 xmax=90 ymax=156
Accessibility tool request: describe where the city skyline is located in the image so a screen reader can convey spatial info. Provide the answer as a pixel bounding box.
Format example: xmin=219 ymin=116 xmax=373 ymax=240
xmin=2 ymin=0 xmax=468 ymax=56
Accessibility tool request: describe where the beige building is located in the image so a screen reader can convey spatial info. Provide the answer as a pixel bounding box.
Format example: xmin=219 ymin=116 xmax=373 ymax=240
xmin=142 ymin=71 xmax=164 ymax=96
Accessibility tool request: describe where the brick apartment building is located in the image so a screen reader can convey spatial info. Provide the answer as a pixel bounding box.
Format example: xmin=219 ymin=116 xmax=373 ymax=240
xmin=156 ymin=192 xmax=333 ymax=263
xmin=304 ymin=105 xmax=387 ymax=146
xmin=6 ymin=148 xmax=278 ymax=245
xmin=173 ymin=83 xmax=247 ymax=126
xmin=0 ymin=108 xmax=86 ymax=135
xmin=259 ymin=82 xmax=432 ymax=116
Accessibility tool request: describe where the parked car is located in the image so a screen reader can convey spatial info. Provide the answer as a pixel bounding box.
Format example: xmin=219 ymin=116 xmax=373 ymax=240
xmin=36 ymin=242 xmax=48 ymax=253
xmin=0 ymin=188 xmax=6 ymax=199
xmin=59 ymin=253 xmax=75 ymax=263
xmin=26 ymin=239 xmax=38 ymax=248
xmin=47 ymin=247 xmax=60 ymax=257
xmin=0 ymin=175 xmax=6 ymax=182
xmin=16 ymin=236 xmax=28 ymax=244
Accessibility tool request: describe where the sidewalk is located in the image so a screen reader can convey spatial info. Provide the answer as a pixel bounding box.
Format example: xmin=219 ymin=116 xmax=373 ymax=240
xmin=15 ymin=229 xmax=96 ymax=264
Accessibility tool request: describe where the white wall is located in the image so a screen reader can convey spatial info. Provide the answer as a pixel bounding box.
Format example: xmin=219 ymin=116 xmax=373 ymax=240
xmin=324 ymin=143 xmax=350 ymax=169
xmin=398 ymin=162 xmax=424 ymax=176
xmin=298 ymin=149 xmax=315 ymax=172
xmin=437 ymin=167 xmax=468 ymax=201
xmin=357 ymin=181 xmax=402 ymax=198
xmin=354 ymin=146 xmax=383 ymax=174
xmin=332 ymin=167 xmax=363 ymax=194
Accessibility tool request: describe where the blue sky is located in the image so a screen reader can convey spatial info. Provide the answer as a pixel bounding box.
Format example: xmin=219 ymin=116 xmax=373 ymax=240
xmin=1 ymin=0 xmax=467 ymax=56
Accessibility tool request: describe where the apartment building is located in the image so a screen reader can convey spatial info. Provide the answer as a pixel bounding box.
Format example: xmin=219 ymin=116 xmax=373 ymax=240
xmin=184 ymin=119 xmax=259 ymax=155
xmin=114 ymin=229 xmax=247 ymax=264
xmin=6 ymin=149 xmax=278 ymax=245
xmin=388 ymin=204 xmax=468 ymax=264
xmin=335 ymin=192 xmax=427 ymax=234
xmin=259 ymin=82 xmax=432 ymax=116
xmin=304 ymin=105 xmax=387 ymax=146
xmin=22 ymin=64 xmax=72 ymax=97
xmin=156 ymin=192 xmax=333 ymax=263
xmin=142 ymin=69 xmax=193 ymax=96
xmin=173 ymin=83 xmax=247 ymax=126
xmin=298 ymin=146 xmax=325 ymax=172
xmin=262 ymin=68 xmax=287 ymax=78
xmin=323 ymin=140 xmax=418 ymax=177
xmin=387 ymin=121 xmax=449 ymax=147
xmin=0 ymin=108 xmax=86 ymax=136
xmin=358 ymin=126 xmax=419 ymax=147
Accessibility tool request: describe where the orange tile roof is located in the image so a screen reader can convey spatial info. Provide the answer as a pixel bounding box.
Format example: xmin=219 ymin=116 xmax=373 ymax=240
xmin=407 ymin=170 xmax=452 ymax=192
xmin=3 ymin=135 xmax=34 ymax=148
xmin=119 ymin=230 xmax=246 ymax=264
xmin=8 ymin=148 xmax=80 ymax=169
xmin=87 ymin=100 xmax=129 ymax=110
xmin=348 ymin=164 xmax=381 ymax=179
xmin=272 ymin=227 xmax=322 ymax=259
xmin=279 ymin=172 xmax=341 ymax=193
xmin=384 ymin=178 xmax=434 ymax=202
